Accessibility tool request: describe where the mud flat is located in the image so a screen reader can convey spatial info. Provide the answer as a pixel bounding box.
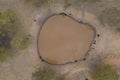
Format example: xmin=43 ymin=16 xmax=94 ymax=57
xmin=38 ymin=15 xmax=95 ymax=64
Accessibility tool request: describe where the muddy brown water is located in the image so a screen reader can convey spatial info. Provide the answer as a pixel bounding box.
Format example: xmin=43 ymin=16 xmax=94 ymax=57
xmin=38 ymin=15 xmax=95 ymax=64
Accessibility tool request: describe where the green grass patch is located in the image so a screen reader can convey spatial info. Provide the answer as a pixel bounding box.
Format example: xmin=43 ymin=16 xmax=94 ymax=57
xmin=75 ymin=0 xmax=100 ymax=3
xmin=0 ymin=10 xmax=17 ymax=62
xmin=86 ymin=0 xmax=100 ymax=3
xmin=11 ymin=36 xmax=29 ymax=50
xmin=32 ymin=68 xmax=59 ymax=80
xmin=0 ymin=48 xmax=11 ymax=62
xmin=90 ymin=63 xmax=119 ymax=80
xmin=24 ymin=0 xmax=52 ymax=7
xmin=0 ymin=10 xmax=16 ymax=36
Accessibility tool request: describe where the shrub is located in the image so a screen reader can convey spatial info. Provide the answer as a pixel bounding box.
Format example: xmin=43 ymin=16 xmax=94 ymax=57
xmin=32 ymin=68 xmax=59 ymax=80
xmin=90 ymin=63 xmax=119 ymax=80
xmin=11 ymin=36 xmax=29 ymax=50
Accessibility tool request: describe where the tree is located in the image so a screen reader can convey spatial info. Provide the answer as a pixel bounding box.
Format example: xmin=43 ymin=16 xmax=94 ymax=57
xmin=90 ymin=63 xmax=119 ymax=80
xmin=32 ymin=69 xmax=59 ymax=80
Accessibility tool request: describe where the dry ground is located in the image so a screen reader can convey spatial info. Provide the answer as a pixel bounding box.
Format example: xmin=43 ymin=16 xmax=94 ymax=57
xmin=0 ymin=0 xmax=120 ymax=80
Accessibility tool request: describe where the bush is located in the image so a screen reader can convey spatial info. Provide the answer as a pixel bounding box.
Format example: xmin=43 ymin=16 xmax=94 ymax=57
xmin=90 ymin=63 xmax=119 ymax=80
xmin=32 ymin=69 xmax=59 ymax=80
xmin=101 ymin=7 xmax=120 ymax=27
xmin=11 ymin=36 xmax=29 ymax=50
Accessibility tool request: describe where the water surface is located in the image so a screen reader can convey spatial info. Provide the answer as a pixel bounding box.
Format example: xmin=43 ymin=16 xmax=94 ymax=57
xmin=38 ymin=15 xmax=95 ymax=64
